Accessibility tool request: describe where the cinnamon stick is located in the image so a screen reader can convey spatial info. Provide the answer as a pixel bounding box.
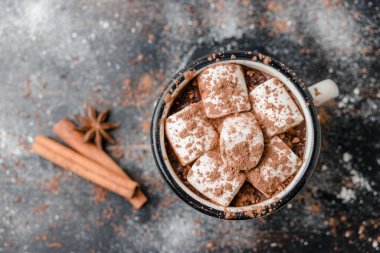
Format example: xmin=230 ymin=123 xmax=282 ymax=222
xmin=32 ymin=136 xmax=135 ymax=199
xmin=53 ymin=119 xmax=147 ymax=209
xmin=35 ymin=135 xmax=138 ymax=193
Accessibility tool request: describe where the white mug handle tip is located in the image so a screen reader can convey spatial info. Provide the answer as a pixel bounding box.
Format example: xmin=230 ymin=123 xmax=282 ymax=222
xmin=308 ymin=79 xmax=339 ymax=106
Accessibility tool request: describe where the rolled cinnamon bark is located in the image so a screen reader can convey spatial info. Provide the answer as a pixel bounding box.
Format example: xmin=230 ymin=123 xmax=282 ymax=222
xmin=35 ymin=135 xmax=138 ymax=193
xmin=53 ymin=119 xmax=147 ymax=209
xmin=32 ymin=137 xmax=135 ymax=199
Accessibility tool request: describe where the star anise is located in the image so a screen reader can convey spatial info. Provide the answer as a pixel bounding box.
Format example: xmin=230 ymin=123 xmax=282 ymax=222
xmin=76 ymin=106 xmax=119 ymax=149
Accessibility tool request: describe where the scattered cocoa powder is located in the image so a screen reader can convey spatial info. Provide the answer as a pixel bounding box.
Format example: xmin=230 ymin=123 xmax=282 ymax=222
xmin=140 ymin=119 xmax=151 ymax=134
xmin=102 ymin=205 xmax=115 ymax=220
xmin=107 ymin=144 xmax=125 ymax=160
xmin=310 ymin=203 xmax=321 ymax=214
xmin=122 ymin=79 xmax=133 ymax=107
xmin=183 ymin=70 xmax=196 ymax=80
xmin=273 ymin=20 xmax=288 ymax=33
xmin=42 ymin=175 xmax=61 ymax=193
xmin=24 ymin=77 xmax=31 ymax=98
xmin=158 ymin=195 xmax=176 ymax=208
xmin=203 ymin=242 xmax=216 ymax=250
xmin=128 ymin=54 xmax=144 ymax=64
xmin=33 ymin=203 xmax=49 ymax=215
xmin=267 ymin=2 xmax=284 ymax=12
xmin=92 ymin=186 xmax=109 ymax=203
xmin=112 ymin=224 xmax=127 ymax=238
xmin=122 ymin=73 xmax=160 ymax=108
xmin=224 ymin=210 xmax=236 ymax=219
xmin=48 ymin=242 xmax=62 ymax=248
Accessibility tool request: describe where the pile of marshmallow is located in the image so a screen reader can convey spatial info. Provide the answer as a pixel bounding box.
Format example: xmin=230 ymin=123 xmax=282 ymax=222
xmin=165 ymin=64 xmax=304 ymax=206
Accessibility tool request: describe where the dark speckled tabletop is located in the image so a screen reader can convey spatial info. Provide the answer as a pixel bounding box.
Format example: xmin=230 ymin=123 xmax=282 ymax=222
xmin=0 ymin=0 xmax=379 ymax=252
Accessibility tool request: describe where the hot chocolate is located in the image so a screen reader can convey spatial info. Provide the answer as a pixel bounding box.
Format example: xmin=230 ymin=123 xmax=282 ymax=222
xmin=164 ymin=63 xmax=306 ymax=207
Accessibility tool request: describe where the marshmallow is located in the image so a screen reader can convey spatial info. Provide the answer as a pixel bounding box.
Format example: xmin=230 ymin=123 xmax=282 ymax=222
xmin=220 ymin=112 xmax=264 ymax=171
xmin=165 ymin=103 xmax=219 ymax=166
xmin=187 ymin=150 xmax=246 ymax=206
xmin=247 ymin=136 xmax=302 ymax=197
xmin=197 ymin=64 xmax=251 ymax=119
xmin=249 ymin=78 xmax=304 ymax=137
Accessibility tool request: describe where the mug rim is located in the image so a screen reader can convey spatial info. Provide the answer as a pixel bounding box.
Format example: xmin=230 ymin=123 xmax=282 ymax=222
xmin=150 ymin=50 xmax=321 ymax=219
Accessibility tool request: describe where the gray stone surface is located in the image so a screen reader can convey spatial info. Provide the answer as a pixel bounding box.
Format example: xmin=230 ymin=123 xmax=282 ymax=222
xmin=0 ymin=0 xmax=379 ymax=252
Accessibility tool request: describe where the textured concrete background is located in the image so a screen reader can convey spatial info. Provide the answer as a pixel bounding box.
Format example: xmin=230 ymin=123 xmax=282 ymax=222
xmin=0 ymin=0 xmax=379 ymax=252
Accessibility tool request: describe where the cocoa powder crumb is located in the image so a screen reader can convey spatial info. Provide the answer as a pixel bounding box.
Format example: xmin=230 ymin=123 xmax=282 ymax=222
xmin=267 ymin=2 xmax=284 ymax=12
xmin=122 ymin=79 xmax=133 ymax=107
xmin=231 ymin=183 xmax=262 ymax=207
xmin=128 ymin=54 xmax=144 ymax=64
xmin=164 ymin=93 xmax=172 ymax=104
xmin=140 ymin=120 xmax=151 ymax=134
xmin=92 ymin=186 xmax=108 ymax=203
xmin=43 ymin=176 xmax=60 ymax=193
xmin=24 ymin=77 xmax=31 ymax=98
xmin=184 ymin=70 xmax=196 ymax=80
xmin=107 ymin=144 xmax=125 ymax=160
xmin=273 ymin=20 xmax=288 ymax=33
xmin=48 ymin=242 xmax=62 ymax=248
xmin=310 ymin=203 xmax=320 ymax=214
xmin=224 ymin=210 xmax=236 ymax=219
xmin=203 ymin=242 xmax=216 ymax=250
xmin=33 ymin=203 xmax=49 ymax=215
xmin=292 ymin=137 xmax=300 ymax=143
xmin=263 ymin=56 xmax=271 ymax=65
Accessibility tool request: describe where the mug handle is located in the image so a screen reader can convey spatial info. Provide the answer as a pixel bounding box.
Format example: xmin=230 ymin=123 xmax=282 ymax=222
xmin=308 ymin=79 xmax=339 ymax=106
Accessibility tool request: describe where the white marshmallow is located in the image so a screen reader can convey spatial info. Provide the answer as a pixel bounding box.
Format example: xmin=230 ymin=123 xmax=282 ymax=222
xmin=187 ymin=150 xmax=246 ymax=206
xmin=197 ymin=64 xmax=251 ymax=119
xmin=220 ymin=112 xmax=264 ymax=171
xmin=249 ymin=78 xmax=304 ymax=137
xmin=165 ymin=103 xmax=218 ymax=166
xmin=247 ymin=136 xmax=302 ymax=197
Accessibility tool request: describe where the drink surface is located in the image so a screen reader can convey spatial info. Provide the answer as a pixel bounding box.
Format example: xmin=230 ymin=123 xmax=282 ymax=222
xmin=165 ymin=65 xmax=306 ymax=207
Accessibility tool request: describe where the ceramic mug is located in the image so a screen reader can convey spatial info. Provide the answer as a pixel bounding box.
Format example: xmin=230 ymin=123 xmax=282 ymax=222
xmin=150 ymin=51 xmax=339 ymax=219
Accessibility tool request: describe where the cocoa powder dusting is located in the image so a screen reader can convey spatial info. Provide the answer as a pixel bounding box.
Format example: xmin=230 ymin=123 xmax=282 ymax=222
xmin=197 ymin=64 xmax=250 ymax=118
xmin=165 ymin=64 xmax=306 ymax=207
